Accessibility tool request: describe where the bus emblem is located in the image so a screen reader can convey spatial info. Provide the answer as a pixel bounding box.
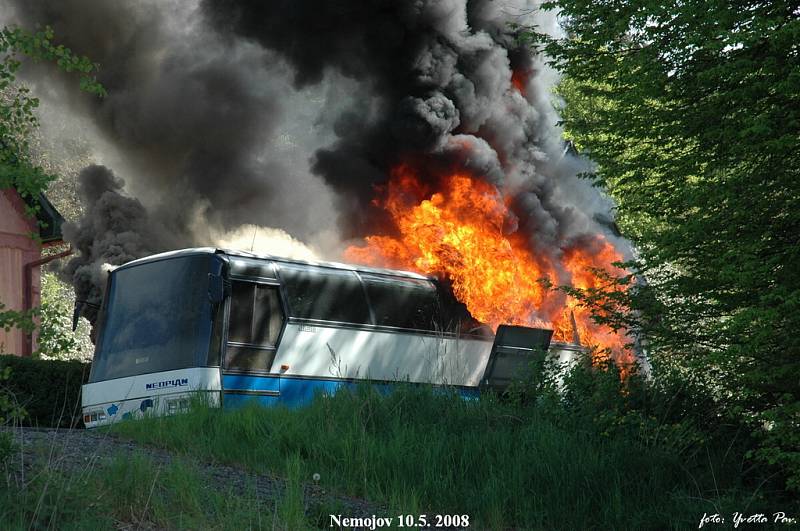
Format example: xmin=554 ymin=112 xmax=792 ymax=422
xmin=145 ymin=378 xmax=189 ymax=390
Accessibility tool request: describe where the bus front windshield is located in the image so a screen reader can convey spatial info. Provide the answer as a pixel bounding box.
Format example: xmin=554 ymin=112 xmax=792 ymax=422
xmin=89 ymin=254 xmax=219 ymax=383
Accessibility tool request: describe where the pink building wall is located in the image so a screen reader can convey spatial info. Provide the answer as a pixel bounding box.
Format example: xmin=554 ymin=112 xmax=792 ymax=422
xmin=0 ymin=189 xmax=42 ymax=355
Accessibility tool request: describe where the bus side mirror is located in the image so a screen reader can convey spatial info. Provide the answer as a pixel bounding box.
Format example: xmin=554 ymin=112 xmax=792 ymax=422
xmin=208 ymin=273 xmax=226 ymax=304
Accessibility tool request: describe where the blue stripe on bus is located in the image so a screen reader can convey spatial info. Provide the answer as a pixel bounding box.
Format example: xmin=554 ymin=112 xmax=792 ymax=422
xmin=280 ymin=377 xmax=351 ymax=406
xmin=222 ymin=374 xmax=280 ymax=392
xmin=223 ymin=393 xmax=282 ymax=409
xmin=222 ymin=374 xmax=480 ymax=409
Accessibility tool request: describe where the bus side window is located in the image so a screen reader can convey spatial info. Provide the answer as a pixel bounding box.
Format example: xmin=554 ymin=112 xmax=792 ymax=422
xmin=361 ymin=275 xmax=441 ymax=331
xmin=253 ymin=284 xmax=283 ymax=344
xmin=225 ymin=281 xmax=284 ymax=372
xmin=278 ymin=264 xmax=371 ymax=324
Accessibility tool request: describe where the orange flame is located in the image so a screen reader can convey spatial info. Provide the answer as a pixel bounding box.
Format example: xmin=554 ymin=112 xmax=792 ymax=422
xmin=511 ymin=69 xmax=527 ymax=94
xmin=345 ymin=165 xmax=633 ymax=366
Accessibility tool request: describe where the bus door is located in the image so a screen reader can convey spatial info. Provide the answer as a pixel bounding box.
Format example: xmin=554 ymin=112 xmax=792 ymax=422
xmin=221 ymin=279 xmax=286 ymax=407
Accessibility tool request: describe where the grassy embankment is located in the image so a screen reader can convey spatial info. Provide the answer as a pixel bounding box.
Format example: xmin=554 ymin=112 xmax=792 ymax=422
xmin=2 ymin=359 xmax=795 ymax=529
xmin=0 ymin=440 xmax=309 ymax=529
xmin=109 ymin=366 xmax=793 ymax=530
xmin=0 ymin=438 xmax=316 ymax=531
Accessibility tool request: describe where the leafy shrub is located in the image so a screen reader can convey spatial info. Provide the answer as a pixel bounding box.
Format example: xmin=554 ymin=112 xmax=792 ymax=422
xmin=0 ymin=355 xmax=89 ymax=428
xmin=37 ymin=271 xmax=94 ymax=361
xmin=0 ymin=365 xmax=23 ymax=465
xmin=523 ymin=348 xmax=797 ymax=502
xmin=0 ymin=301 xmax=37 ymax=351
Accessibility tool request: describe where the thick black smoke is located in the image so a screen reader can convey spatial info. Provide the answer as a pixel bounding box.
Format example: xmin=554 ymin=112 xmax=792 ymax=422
xmin=61 ymin=164 xmax=184 ymax=326
xmin=3 ymin=0 xmax=332 ymax=330
xmin=4 ymin=0 xmax=626 ymax=332
xmin=7 ymin=0 xmax=287 ymax=230
xmin=202 ymin=1 xmax=516 ymax=235
xmin=201 ymin=0 xmax=606 ymax=251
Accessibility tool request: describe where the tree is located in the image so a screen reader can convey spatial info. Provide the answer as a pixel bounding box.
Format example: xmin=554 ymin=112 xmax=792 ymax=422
xmin=1 ymin=25 xmax=104 ymax=202
xmin=36 ymin=271 xmax=94 ymax=361
xmin=0 ymin=25 xmax=104 ymax=359
xmin=532 ymin=1 xmax=800 ymax=489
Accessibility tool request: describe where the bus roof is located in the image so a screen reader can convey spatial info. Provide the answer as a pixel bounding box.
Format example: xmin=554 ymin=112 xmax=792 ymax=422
xmin=116 ymin=247 xmax=434 ymax=281
xmin=110 ymin=247 xmax=583 ymax=349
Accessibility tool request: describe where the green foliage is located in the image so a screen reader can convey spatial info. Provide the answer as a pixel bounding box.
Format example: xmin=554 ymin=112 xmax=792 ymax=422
xmin=0 ymin=365 xmax=25 ymax=425
xmin=0 ymin=25 xmax=105 ymax=200
xmin=0 ymin=452 xmax=290 ymax=530
xmin=0 ymin=274 xmax=92 ymax=360
xmin=0 ymin=24 xmax=104 ymax=366
xmin=0 ymin=366 xmax=23 ymax=466
xmin=37 ymin=271 xmax=93 ymax=361
xmin=0 ymin=431 xmax=15 ymax=468
xmin=279 ymin=454 xmax=310 ymax=529
xmin=35 ymin=300 xmax=78 ymax=359
xmin=502 ymin=347 xmax=565 ymax=409
xmin=111 ymin=385 xmax=794 ymax=529
xmin=0 ymin=355 xmax=89 ymax=428
xmin=0 ymin=301 xmax=37 ymax=345
xmin=532 ymin=0 xmax=800 ymax=491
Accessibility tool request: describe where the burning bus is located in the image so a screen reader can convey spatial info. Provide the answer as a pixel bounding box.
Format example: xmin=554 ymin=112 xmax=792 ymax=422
xmin=81 ymin=247 xmax=582 ymax=427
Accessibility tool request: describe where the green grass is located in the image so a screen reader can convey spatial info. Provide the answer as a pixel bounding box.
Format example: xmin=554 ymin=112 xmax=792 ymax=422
xmin=107 ymin=385 xmax=788 ymax=530
xmin=0 ymin=447 xmax=309 ymax=529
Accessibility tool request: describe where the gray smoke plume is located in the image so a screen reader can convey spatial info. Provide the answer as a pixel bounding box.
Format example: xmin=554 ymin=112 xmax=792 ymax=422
xmin=61 ymin=164 xmax=185 ymax=327
xmin=3 ymin=0 xmax=629 ymax=332
xmin=2 ymin=0 xmax=341 ymax=329
xmin=6 ymin=1 xmax=289 ymax=229
xmin=201 ymin=0 xmax=624 ymax=256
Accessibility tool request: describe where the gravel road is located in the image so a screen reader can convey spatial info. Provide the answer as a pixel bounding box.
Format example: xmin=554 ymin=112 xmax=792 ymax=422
xmin=3 ymin=426 xmax=383 ymax=523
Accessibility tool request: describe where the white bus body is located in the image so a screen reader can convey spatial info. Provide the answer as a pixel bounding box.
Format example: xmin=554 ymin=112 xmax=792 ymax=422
xmin=82 ymin=248 xmax=582 ymax=427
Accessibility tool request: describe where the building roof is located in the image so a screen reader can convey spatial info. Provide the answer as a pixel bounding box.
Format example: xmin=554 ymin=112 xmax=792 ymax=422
xmin=22 ymin=192 xmax=65 ymax=243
